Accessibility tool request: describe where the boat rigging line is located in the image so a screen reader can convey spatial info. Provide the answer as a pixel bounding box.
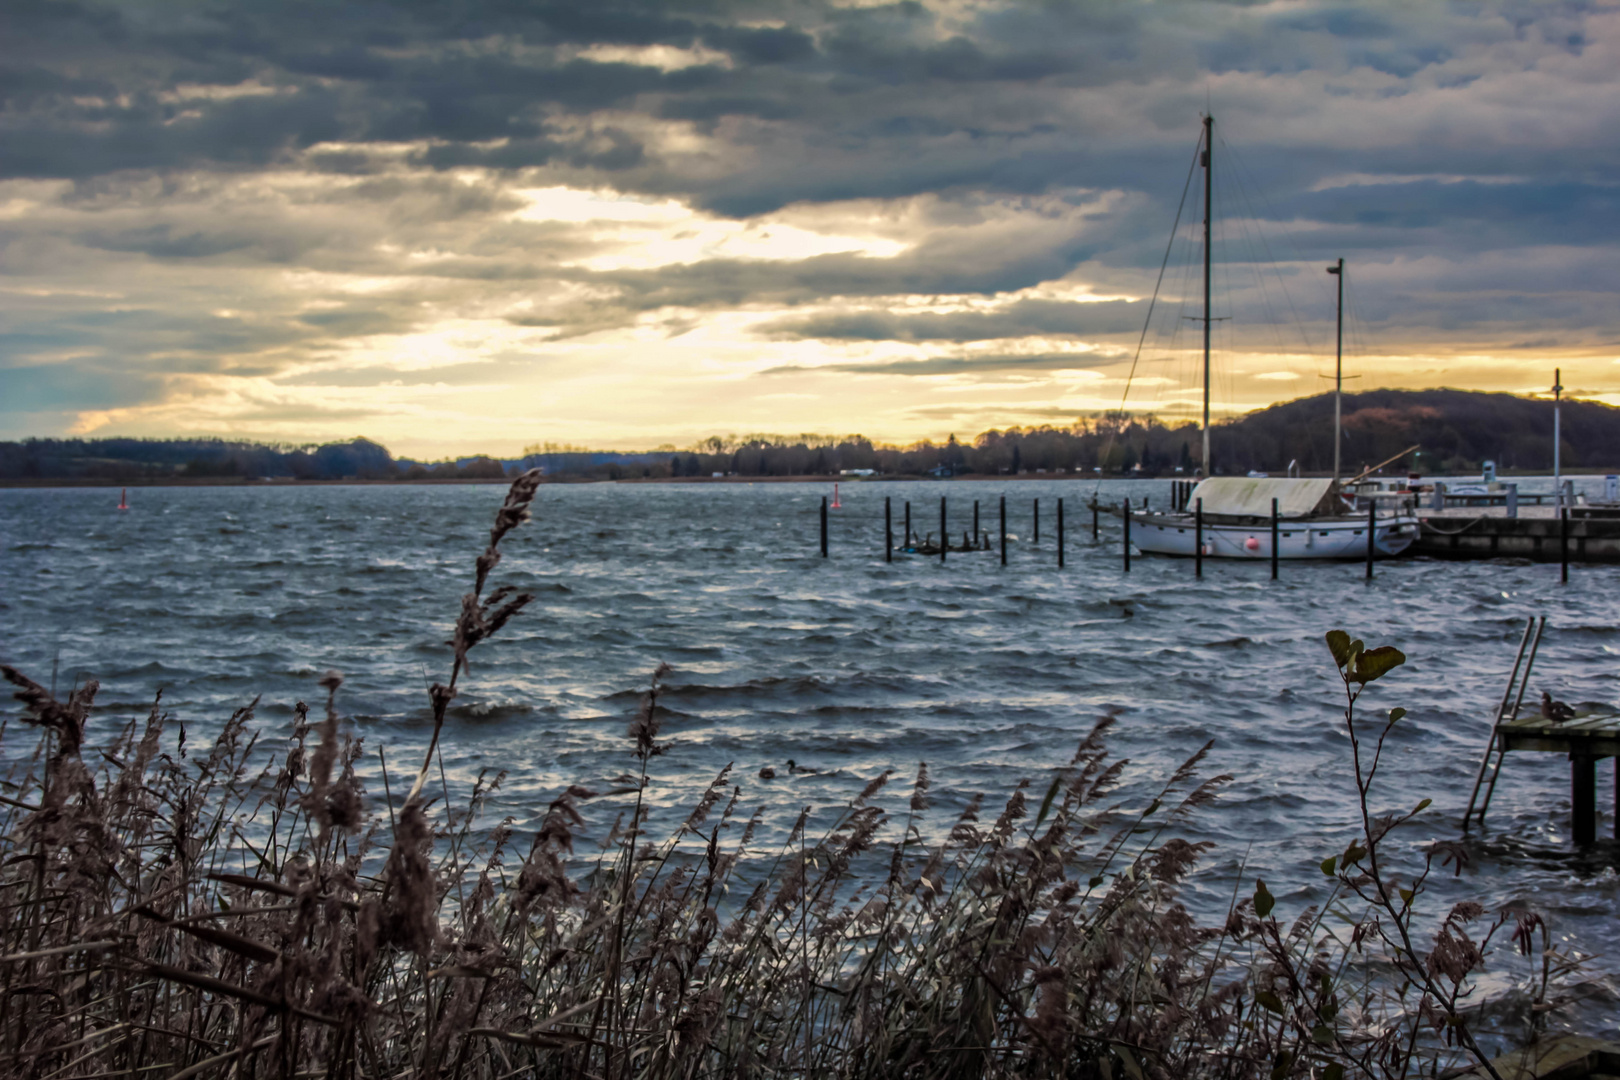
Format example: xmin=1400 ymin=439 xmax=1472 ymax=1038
xmin=1091 ymin=124 xmax=1204 ymax=501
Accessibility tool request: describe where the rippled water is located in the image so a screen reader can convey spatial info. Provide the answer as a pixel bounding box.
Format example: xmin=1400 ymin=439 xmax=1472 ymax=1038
xmin=3 ymin=479 xmax=1618 ymax=1038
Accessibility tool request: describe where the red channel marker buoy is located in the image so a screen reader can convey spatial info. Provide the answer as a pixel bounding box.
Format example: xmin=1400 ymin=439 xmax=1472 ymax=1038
xmin=117 ymin=488 xmax=129 ymax=511
xmin=831 ymin=482 xmax=841 ymax=509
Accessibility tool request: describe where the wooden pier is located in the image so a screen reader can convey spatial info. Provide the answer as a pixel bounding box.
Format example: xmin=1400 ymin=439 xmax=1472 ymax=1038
xmin=1494 ymin=710 xmax=1620 ymax=845
xmin=1415 ymin=504 xmax=1620 ymax=562
xmin=1465 ymin=618 xmax=1619 ymax=846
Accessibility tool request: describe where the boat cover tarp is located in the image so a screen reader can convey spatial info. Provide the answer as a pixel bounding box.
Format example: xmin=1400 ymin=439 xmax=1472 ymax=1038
xmin=1189 ymin=477 xmax=1336 ymax=519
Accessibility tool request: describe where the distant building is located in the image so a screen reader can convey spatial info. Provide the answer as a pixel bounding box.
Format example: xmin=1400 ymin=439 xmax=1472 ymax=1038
xmin=840 ymin=468 xmax=877 ymax=477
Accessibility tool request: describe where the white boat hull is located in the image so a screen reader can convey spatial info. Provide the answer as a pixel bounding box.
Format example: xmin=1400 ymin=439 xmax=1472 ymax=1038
xmin=1129 ymin=511 xmax=1418 ymax=560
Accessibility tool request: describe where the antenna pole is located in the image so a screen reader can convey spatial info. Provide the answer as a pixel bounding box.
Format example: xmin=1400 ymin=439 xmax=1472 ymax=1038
xmin=1553 ymin=367 xmax=1563 ymax=506
xmin=1201 ymin=114 xmax=1213 ymax=478
xmin=1327 ymin=258 xmax=1344 ymax=484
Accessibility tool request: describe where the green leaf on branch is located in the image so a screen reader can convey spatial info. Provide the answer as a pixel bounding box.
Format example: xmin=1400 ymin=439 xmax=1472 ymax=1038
xmin=1389 ymin=707 xmax=1407 ymax=723
xmin=1323 ymin=1065 xmax=1345 ymax=1080
xmin=1254 ymin=880 xmax=1275 ymax=918
xmin=1255 ymin=990 xmax=1284 ymax=1014
xmin=1349 ymin=645 xmax=1406 ymax=684
xmin=1414 ymin=798 xmax=1431 ymax=813
xmin=1341 ymin=840 xmax=1367 ymax=867
xmin=1312 ymin=1024 xmax=1335 ymax=1046
xmin=1325 ymin=630 xmax=1356 ymax=669
xmin=1269 ymin=1050 xmax=1294 ymax=1079
xmin=1320 ymin=855 xmax=1337 ymax=876
xmin=1399 ymin=887 xmax=1415 ymax=905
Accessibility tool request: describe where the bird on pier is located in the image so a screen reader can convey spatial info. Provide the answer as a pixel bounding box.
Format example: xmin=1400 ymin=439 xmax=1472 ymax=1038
xmin=1540 ymin=691 xmax=1575 ymax=723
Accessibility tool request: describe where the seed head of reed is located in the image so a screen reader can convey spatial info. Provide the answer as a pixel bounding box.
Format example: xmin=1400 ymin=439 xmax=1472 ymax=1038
xmin=627 ymin=661 xmax=672 ymax=758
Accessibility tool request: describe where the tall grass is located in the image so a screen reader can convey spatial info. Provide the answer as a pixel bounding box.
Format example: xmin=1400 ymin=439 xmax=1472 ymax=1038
xmin=0 ymin=474 xmax=1571 ymax=1078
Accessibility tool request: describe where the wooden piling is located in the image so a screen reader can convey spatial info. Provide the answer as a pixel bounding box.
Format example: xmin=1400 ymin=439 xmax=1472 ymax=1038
xmin=1123 ymin=502 xmax=1131 ymax=572
xmin=1573 ymin=754 xmax=1596 ymax=845
xmin=1194 ymin=498 xmax=1203 ymax=578
xmin=1270 ymin=497 xmax=1279 ymax=580
xmin=1561 ymin=506 xmax=1570 ymax=583
xmin=1092 ymin=498 xmax=1098 ymax=540
xmin=885 ymin=496 xmax=892 ymax=562
xmin=973 ymin=500 xmax=980 ymax=540
xmin=1000 ymin=496 xmax=1007 ymax=566
xmin=1034 ymin=498 xmax=1040 ymax=543
xmin=1057 ymin=498 xmax=1065 ymax=568
xmin=940 ymin=497 xmax=947 ymax=563
xmin=820 ymin=496 xmax=828 ymax=557
xmin=1365 ymin=502 xmax=1375 ymax=580
xmin=905 ymin=501 xmax=912 ymax=546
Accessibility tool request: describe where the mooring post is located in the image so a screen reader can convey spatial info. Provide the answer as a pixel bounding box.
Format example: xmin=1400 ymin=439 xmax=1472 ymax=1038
xmin=885 ymin=496 xmax=892 ymax=562
xmin=905 ymin=501 xmax=912 ymax=546
xmin=973 ymin=500 xmax=980 ymax=541
xmin=820 ymin=496 xmax=828 ymax=557
xmin=1034 ymin=498 xmax=1040 ymax=543
xmin=1365 ymin=501 xmax=1375 ymax=580
xmin=1194 ymin=498 xmax=1203 ymax=578
xmin=1000 ymin=495 xmax=1007 ymax=566
xmin=1270 ymin=497 xmax=1279 ymax=580
xmin=1123 ymin=502 xmax=1131 ymax=573
xmin=940 ymin=496 xmax=947 ymax=563
xmin=1573 ymin=754 xmax=1596 ymax=845
xmin=1560 ymin=506 xmax=1570 ymax=584
xmin=1091 ymin=499 xmax=1099 ymax=540
xmin=1057 ymin=498 xmax=1065 ymax=568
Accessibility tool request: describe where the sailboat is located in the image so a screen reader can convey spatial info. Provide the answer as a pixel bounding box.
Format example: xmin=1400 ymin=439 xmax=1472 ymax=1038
xmin=1128 ymin=116 xmax=1418 ymax=561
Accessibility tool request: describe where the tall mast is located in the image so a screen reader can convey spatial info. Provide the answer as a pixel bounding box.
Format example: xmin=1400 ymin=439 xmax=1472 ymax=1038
xmin=1327 ymin=258 xmax=1343 ymax=483
xmin=1201 ymin=114 xmax=1213 ymax=477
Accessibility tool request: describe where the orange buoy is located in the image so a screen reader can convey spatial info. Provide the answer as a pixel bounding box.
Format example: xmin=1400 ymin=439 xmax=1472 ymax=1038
xmin=117 ymin=488 xmax=129 ymax=511
xmin=831 ymin=482 xmax=841 ymax=509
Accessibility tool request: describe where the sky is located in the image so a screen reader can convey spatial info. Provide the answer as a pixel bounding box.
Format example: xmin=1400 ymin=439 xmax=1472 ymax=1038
xmin=2 ymin=0 xmax=1617 ymax=458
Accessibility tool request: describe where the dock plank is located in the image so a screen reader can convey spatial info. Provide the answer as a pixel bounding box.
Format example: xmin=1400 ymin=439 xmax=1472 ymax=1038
xmin=1498 ymin=710 xmax=1620 ymax=758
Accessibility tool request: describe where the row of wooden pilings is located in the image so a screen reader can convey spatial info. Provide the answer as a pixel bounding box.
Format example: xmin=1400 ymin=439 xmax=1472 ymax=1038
xmin=818 ymin=493 xmax=1384 ymax=580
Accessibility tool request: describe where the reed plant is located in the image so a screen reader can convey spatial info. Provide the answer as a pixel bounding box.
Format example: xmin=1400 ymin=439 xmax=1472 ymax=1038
xmin=0 ymin=473 xmax=1574 ymax=1078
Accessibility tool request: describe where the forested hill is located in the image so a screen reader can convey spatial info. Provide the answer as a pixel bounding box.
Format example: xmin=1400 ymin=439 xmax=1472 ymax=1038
xmin=1212 ymin=388 xmax=1620 ymax=475
xmin=1 ymin=389 xmax=1615 ymax=481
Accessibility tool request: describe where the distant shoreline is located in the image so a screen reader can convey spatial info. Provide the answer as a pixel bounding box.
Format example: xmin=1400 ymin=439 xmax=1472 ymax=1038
xmin=3 ymin=468 xmax=1614 ymax=490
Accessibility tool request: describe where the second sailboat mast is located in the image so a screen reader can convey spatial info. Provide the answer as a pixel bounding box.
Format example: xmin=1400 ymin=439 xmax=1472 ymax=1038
xmin=1201 ymin=114 xmax=1213 ymax=477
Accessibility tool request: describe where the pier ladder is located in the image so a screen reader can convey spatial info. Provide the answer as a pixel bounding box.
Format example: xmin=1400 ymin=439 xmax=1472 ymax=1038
xmin=1462 ymin=615 xmax=1544 ymax=830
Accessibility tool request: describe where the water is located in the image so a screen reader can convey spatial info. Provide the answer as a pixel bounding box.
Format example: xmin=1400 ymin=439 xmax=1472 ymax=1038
xmin=3 ymin=478 xmax=1618 ymax=1039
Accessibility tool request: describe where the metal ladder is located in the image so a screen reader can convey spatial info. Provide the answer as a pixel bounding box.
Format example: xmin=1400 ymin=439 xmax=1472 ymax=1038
xmin=1462 ymin=616 xmax=1544 ymax=831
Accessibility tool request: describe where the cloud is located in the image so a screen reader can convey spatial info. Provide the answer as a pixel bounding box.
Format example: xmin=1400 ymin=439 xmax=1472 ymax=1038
xmin=766 ymin=351 xmax=1121 ymax=377
xmin=0 ymin=0 xmax=1617 ymax=451
xmin=763 ymin=299 xmax=1144 ymax=343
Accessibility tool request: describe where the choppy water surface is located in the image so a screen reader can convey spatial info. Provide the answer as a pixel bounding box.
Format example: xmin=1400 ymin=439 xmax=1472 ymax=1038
xmin=3 ymin=479 xmax=1618 ymax=1039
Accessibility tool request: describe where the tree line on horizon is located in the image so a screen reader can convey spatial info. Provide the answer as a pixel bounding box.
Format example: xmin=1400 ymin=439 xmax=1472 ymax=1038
xmin=3 ymin=389 xmax=1615 ymax=481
